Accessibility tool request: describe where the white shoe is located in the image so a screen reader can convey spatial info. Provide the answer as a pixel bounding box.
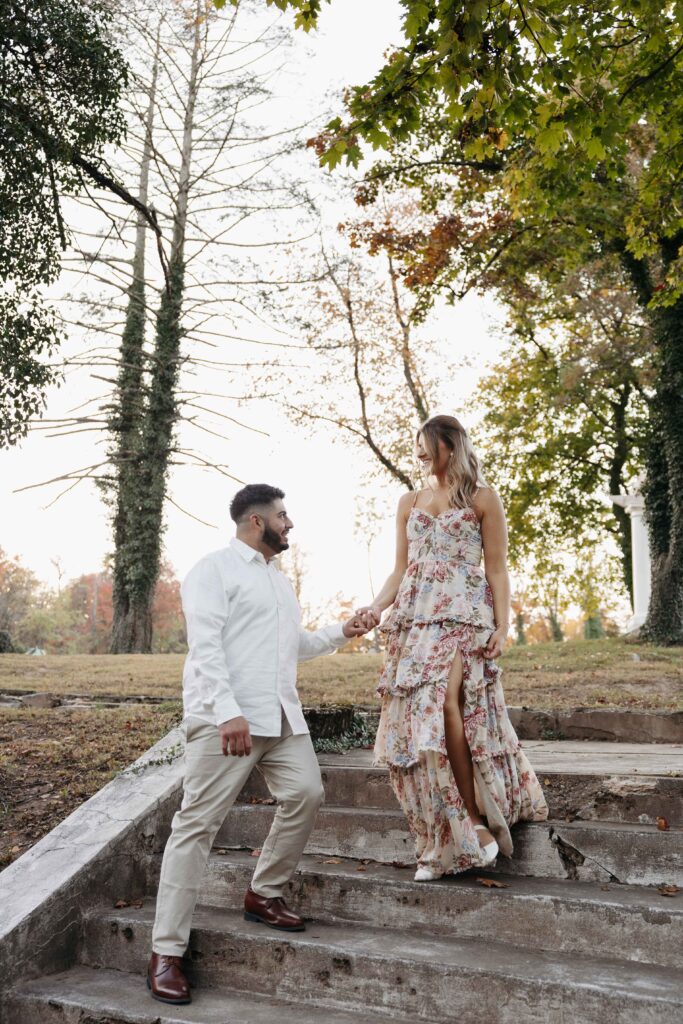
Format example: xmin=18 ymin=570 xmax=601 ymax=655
xmin=474 ymin=824 xmax=499 ymax=866
xmin=414 ymin=866 xmax=439 ymax=881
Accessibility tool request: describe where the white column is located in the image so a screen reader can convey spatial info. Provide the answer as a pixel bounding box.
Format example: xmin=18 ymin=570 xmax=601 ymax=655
xmin=611 ymin=493 xmax=651 ymax=632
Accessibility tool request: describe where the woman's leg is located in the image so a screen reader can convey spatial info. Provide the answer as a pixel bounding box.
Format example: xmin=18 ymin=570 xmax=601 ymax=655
xmin=443 ymin=649 xmax=494 ymax=847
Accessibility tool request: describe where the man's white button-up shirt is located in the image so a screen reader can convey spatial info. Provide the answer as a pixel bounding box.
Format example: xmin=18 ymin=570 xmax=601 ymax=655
xmin=181 ymin=538 xmax=348 ymax=736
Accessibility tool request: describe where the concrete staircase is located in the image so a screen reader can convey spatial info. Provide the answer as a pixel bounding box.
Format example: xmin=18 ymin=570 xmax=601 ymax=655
xmin=4 ymin=741 xmax=683 ymax=1023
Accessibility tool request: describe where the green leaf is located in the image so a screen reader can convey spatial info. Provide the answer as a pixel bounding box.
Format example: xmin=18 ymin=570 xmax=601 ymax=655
xmin=536 ymin=121 xmax=565 ymax=155
xmin=585 ymin=136 xmax=606 ymax=160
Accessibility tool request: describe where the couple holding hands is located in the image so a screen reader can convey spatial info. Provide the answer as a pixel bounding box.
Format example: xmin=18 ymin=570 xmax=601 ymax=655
xmin=147 ymin=414 xmax=548 ymax=1005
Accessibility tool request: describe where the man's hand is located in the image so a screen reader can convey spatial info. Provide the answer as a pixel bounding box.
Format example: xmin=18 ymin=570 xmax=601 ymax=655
xmin=218 ymin=716 xmax=252 ymax=757
xmin=342 ymin=613 xmax=372 ymax=638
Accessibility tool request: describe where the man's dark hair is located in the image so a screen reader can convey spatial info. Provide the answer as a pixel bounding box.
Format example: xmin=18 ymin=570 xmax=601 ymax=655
xmin=229 ymin=483 xmax=285 ymax=523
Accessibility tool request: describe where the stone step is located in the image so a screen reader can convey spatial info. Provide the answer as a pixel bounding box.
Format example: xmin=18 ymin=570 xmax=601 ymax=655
xmin=196 ymin=850 xmax=683 ymax=968
xmin=240 ymin=760 xmax=683 ymax=824
xmin=79 ymin=903 xmax=683 ymax=1024
xmin=216 ymin=805 xmax=683 ymax=886
xmin=3 ymin=965 xmax=392 ymax=1024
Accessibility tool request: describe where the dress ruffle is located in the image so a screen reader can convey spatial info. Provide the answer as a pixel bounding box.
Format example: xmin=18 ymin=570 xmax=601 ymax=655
xmin=382 ymin=557 xmax=495 ymax=634
xmin=375 ymin=619 xmax=516 ymax=768
xmin=372 ymin=505 xmax=549 ymax=877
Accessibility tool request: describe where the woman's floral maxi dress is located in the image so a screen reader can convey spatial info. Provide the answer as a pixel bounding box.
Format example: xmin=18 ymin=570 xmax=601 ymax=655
xmin=373 ymin=504 xmax=548 ymax=875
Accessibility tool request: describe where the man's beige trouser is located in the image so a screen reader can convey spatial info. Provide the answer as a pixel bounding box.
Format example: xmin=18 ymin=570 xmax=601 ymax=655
xmin=152 ymin=712 xmax=323 ymax=956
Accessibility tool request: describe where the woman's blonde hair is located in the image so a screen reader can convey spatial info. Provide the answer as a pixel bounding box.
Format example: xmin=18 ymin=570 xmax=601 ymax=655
xmin=417 ymin=414 xmax=486 ymax=509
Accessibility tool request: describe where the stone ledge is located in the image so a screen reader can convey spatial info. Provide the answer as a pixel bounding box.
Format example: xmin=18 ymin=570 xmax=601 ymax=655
xmin=508 ymin=707 xmax=683 ymax=744
xmin=0 ymin=727 xmax=185 ymax=999
xmin=357 ymin=707 xmax=683 ymax=744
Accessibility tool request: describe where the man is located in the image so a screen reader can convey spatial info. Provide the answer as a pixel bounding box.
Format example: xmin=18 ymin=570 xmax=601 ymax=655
xmin=147 ymin=484 xmax=369 ymax=1005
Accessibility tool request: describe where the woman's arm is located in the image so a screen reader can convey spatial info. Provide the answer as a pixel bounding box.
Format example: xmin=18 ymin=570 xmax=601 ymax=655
xmin=357 ymin=492 xmax=413 ymax=625
xmin=476 ymin=487 xmax=511 ymax=659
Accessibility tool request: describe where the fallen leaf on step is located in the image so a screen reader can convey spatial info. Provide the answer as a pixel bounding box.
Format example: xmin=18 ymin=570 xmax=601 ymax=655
xmin=600 ymin=885 xmax=610 ymax=892
xmin=656 ymin=816 xmax=670 ymax=831
xmin=214 ymin=848 xmax=230 ymax=855
xmin=475 ymin=878 xmax=509 ymax=889
xmin=250 ymin=848 xmax=262 ymax=857
xmin=249 ymin=796 xmax=277 ymax=805
xmin=356 ymin=865 xmax=367 ymax=872
xmin=657 ymin=884 xmax=680 ymax=897
xmin=323 ymin=858 xmax=341 ymax=864
xmin=392 ymin=861 xmax=412 ymax=869
xmin=114 ymin=899 xmax=130 ymax=908
xmin=543 ymin=778 xmax=551 ymax=786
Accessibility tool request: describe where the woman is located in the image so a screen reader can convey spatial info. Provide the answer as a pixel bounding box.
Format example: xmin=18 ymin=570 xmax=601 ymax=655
xmin=356 ymin=415 xmax=548 ymax=881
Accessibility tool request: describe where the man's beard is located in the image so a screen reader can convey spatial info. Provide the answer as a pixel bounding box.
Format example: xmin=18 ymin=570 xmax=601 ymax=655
xmin=263 ymin=525 xmax=289 ymax=553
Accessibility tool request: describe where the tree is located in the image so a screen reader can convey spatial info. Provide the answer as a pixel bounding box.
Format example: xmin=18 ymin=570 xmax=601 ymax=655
xmin=37 ymin=0 xmax=304 ymax=651
xmin=0 ymin=549 xmax=42 ymax=644
xmin=279 ymin=544 xmax=321 ymax=630
xmin=269 ymin=198 xmax=443 ymax=498
xmin=0 ymin=0 xmax=159 ymax=446
xmin=473 ymin=256 xmax=651 ymax=604
xmin=272 ymin=0 xmax=683 ymax=642
xmin=8 ymin=558 xmax=185 ymax=654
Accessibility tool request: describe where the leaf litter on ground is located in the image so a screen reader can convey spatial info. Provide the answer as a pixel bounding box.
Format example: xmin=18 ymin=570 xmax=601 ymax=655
xmin=657 ymin=884 xmax=680 ymax=897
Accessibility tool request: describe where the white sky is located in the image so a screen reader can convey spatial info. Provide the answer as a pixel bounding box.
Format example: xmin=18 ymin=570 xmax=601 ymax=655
xmin=0 ymin=0 xmax=507 ymax=614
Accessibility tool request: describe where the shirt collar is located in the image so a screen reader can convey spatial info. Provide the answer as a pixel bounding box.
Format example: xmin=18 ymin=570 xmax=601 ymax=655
xmin=230 ymin=536 xmax=268 ymax=566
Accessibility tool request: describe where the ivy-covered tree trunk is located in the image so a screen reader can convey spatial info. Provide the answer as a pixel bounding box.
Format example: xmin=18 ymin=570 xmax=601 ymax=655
xmin=111 ymin=256 xmax=185 ymax=651
xmin=110 ymin=34 xmax=160 ymax=653
xmin=514 ymin=610 xmax=526 ymax=645
xmin=110 ymin=8 xmax=200 ymax=652
xmin=547 ymin=607 xmax=564 ymax=643
xmin=642 ymin=282 xmax=683 ymax=645
xmin=584 ymin=615 xmax=605 ymax=639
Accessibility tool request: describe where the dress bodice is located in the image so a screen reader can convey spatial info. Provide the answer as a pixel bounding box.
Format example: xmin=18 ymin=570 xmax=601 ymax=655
xmin=407 ymin=506 xmax=483 ymax=567
xmin=382 ymin=503 xmax=495 ymax=633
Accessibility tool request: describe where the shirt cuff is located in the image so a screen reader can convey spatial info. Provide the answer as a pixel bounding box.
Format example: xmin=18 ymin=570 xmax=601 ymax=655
xmin=323 ymin=623 xmax=348 ymax=648
xmin=214 ymin=693 xmax=243 ymax=726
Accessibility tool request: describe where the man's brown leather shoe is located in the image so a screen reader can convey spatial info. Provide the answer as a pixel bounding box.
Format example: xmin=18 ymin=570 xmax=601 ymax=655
xmin=244 ymin=886 xmax=306 ymax=931
xmin=147 ymin=952 xmax=191 ymax=1004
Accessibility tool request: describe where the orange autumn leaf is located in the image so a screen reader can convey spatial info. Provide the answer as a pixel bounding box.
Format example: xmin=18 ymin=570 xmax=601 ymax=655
xmin=656 ymin=817 xmax=670 ymax=831
xmin=476 ymin=877 xmax=509 ymax=889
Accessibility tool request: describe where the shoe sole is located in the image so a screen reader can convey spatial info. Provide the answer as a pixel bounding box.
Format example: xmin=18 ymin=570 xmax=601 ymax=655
xmin=244 ymin=910 xmax=306 ymax=931
xmin=146 ymin=976 xmax=192 ymax=1005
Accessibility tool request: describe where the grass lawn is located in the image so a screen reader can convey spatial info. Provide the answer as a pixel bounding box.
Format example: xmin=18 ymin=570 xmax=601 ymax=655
xmin=0 ymin=638 xmax=681 ymax=711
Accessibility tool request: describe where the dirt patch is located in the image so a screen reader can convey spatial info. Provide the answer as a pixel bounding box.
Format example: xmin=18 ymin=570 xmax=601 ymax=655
xmin=0 ymin=704 xmax=182 ymax=870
